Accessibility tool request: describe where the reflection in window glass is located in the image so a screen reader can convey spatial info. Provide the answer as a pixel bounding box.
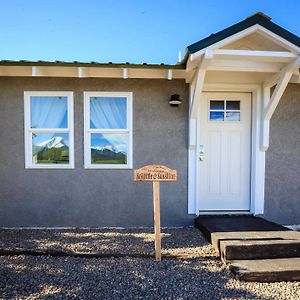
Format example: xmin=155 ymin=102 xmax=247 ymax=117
xmin=90 ymin=97 xmax=127 ymax=129
xmin=30 ymin=96 xmax=68 ymax=128
xmin=210 ymin=111 xmax=224 ymax=121
xmin=226 ymin=112 xmax=240 ymax=121
xmin=91 ymin=133 xmax=127 ymax=164
xmin=210 ymin=100 xmax=224 ymax=110
xmin=32 ymin=132 xmax=69 ymax=164
xmin=227 ymin=101 xmax=240 ymax=110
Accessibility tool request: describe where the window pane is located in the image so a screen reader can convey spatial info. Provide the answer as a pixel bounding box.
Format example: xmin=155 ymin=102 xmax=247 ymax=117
xmin=210 ymin=111 xmax=224 ymax=121
xmin=91 ymin=133 xmax=127 ymax=164
xmin=32 ymin=132 xmax=69 ymax=164
xmin=226 ymin=112 xmax=240 ymax=121
xmin=210 ymin=100 xmax=224 ymax=110
xmin=30 ymin=96 xmax=68 ymax=128
xmin=226 ymin=101 xmax=240 ymax=110
xmin=90 ymin=97 xmax=127 ymax=129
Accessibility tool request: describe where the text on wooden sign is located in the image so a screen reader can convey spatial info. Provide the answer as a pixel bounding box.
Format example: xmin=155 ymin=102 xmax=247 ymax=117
xmin=134 ymin=165 xmax=177 ymax=182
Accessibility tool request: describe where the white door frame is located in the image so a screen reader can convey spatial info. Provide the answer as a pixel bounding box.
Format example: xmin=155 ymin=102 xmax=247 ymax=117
xmin=188 ymin=83 xmax=265 ymax=215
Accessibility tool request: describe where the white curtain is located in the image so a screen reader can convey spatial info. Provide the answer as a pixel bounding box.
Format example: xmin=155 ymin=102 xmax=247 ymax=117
xmin=31 ymin=96 xmax=68 ymax=145
xmin=90 ymin=97 xmax=127 ymax=153
xmin=31 ymin=96 xmax=68 ymax=128
xmin=90 ymin=97 xmax=126 ymax=129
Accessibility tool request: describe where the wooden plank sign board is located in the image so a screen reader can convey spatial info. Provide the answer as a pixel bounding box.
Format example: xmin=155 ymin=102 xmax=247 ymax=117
xmin=134 ymin=165 xmax=177 ymax=261
xmin=134 ymin=165 xmax=177 ymax=182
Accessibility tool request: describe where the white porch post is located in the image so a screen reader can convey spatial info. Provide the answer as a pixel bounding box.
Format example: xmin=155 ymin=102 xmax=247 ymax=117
xmin=187 ymin=50 xmax=213 ymax=214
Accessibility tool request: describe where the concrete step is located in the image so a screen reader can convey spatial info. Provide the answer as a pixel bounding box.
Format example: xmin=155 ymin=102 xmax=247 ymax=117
xmin=220 ymin=239 xmax=300 ymax=262
xmin=228 ymin=258 xmax=300 ymax=282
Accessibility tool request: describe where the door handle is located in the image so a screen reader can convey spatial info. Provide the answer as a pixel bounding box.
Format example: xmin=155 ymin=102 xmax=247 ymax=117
xmin=199 ymin=145 xmax=205 ymax=161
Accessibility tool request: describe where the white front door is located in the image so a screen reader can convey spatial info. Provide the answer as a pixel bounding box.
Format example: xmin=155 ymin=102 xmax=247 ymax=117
xmin=198 ymin=92 xmax=252 ymax=212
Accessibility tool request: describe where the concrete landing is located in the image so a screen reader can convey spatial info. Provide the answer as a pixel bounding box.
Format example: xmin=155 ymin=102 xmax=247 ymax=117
xmin=195 ymin=215 xmax=300 ymax=282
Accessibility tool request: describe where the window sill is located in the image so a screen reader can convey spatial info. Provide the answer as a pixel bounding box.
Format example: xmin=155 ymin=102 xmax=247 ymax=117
xmin=84 ymin=164 xmax=132 ymax=170
xmin=25 ymin=164 xmax=75 ymax=169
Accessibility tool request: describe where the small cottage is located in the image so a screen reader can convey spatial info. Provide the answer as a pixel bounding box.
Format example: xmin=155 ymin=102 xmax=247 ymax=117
xmin=0 ymin=12 xmax=299 ymax=227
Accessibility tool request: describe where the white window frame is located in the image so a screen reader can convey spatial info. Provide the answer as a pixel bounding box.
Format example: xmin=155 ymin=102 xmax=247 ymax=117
xmin=24 ymin=91 xmax=74 ymax=169
xmin=84 ymin=91 xmax=133 ymax=169
xmin=208 ymin=99 xmax=241 ymax=122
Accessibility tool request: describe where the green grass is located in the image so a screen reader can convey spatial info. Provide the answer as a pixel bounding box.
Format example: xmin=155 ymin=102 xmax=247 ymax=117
xmin=92 ymin=160 xmax=125 ymax=164
xmin=36 ymin=160 xmax=69 ymax=164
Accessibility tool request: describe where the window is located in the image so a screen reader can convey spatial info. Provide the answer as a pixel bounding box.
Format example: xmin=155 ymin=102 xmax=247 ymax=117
xmin=24 ymin=91 xmax=74 ymax=169
xmin=84 ymin=92 xmax=132 ymax=169
xmin=209 ymin=100 xmax=240 ymax=122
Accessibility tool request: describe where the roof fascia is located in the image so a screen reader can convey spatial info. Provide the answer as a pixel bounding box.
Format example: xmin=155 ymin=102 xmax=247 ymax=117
xmin=0 ymin=61 xmax=186 ymax=70
xmin=189 ymin=24 xmax=300 ymax=63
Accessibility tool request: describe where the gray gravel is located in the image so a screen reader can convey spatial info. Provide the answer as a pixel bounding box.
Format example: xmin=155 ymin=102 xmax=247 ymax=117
xmin=0 ymin=228 xmax=300 ymax=300
xmin=0 ymin=228 xmax=215 ymax=258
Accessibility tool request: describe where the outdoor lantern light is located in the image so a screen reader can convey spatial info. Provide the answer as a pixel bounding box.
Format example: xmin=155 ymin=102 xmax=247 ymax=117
xmin=169 ymin=94 xmax=182 ymax=106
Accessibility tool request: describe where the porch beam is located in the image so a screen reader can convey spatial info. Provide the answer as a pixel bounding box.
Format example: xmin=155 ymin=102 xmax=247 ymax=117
xmin=263 ymin=57 xmax=300 ymax=88
xmin=190 ymin=50 xmax=213 ymax=118
xmin=207 ymin=59 xmax=283 ymax=73
xmin=264 ymin=56 xmax=300 ymax=121
xmin=213 ymin=49 xmax=297 ymax=62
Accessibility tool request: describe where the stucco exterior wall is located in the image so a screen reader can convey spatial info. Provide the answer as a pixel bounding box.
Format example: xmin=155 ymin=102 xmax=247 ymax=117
xmin=264 ymin=83 xmax=300 ymax=225
xmin=0 ymin=77 xmax=193 ymax=227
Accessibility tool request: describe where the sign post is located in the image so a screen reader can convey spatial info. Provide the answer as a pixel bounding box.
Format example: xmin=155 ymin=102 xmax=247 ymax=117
xmin=134 ymin=165 xmax=177 ymax=261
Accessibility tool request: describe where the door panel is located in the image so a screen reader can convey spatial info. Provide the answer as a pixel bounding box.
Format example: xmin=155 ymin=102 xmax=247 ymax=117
xmin=199 ymin=93 xmax=251 ymax=212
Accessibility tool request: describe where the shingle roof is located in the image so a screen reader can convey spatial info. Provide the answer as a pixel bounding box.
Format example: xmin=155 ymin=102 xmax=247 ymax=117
xmin=186 ymin=12 xmax=300 ymax=55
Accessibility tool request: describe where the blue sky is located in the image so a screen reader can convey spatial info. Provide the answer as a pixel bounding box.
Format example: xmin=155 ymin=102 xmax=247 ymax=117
xmin=1 ymin=0 xmax=300 ymax=64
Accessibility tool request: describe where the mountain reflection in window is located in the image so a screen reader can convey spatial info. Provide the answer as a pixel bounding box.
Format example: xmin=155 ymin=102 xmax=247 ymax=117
xmin=226 ymin=112 xmax=240 ymax=121
xmin=32 ymin=133 xmax=69 ymax=164
xmin=91 ymin=133 xmax=127 ymax=164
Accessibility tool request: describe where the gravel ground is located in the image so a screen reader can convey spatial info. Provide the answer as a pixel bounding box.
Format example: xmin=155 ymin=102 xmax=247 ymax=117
xmin=0 ymin=228 xmax=300 ymax=300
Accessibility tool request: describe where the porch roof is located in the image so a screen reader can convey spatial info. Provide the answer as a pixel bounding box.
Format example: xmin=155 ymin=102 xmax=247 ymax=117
xmin=186 ymin=12 xmax=300 ymax=57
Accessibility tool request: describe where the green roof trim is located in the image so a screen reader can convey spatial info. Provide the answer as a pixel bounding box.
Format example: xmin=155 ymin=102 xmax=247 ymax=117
xmin=185 ymin=12 xmax=300 ymax=61
xmin=0 ymin=60 xmax=186 ymax=70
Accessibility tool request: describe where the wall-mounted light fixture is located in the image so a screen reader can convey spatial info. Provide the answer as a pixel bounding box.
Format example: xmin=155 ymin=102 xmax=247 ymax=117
xmin=169 ymin=94 xmax=182 ymax=106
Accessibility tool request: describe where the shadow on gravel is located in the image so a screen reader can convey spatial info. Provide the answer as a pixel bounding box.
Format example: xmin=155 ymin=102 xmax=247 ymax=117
xmin=0 ymin=255 xmax=274 ymax=300
xmin=0 ymin=228 xmax=216 ymax=257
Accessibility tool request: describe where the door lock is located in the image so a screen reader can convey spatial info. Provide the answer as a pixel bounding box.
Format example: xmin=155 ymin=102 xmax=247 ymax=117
xmin=199 ymin=145 xmax=205 ymax=161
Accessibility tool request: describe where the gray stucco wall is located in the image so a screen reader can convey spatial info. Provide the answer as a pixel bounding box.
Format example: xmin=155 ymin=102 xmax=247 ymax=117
xmin=0 ymin=77 xmax=298 ymax=227
xmin=264 ymin=84 xmax=300 ymax=225
xmin=0 ymin=77 xmax=193 ymax=227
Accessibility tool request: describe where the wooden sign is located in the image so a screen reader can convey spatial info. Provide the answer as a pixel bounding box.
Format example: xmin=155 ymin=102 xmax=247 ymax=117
xmin=134 ymin=164 xmax=177 ymax=261
xmin=134 ymin=165 xmax=177 ymax=182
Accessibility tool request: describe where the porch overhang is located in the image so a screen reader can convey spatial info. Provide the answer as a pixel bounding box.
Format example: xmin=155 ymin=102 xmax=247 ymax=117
xmin=188 ymin=51 xmax=300 ymax=151
xmin=187 ymin=13 xmax=300 ymax=216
